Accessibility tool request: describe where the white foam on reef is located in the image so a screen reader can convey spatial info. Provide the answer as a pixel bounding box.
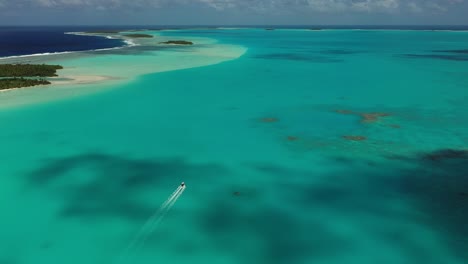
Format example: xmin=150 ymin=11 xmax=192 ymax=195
xmin=0 ymin=51 xmax=76 ymax=60
xmin=0 ymin=32 xmax=138 ymax=61
xmin=123 ymin=39 xmax=137 ymax=47
xmin=0 ymin=45 xmax=133 ymax=61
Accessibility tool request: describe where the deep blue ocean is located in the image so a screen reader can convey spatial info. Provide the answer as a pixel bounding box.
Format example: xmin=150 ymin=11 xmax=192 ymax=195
xmin=0 ymin=27 xmax=126 ymax=57
xmin=1 ymin=25 xmax=468 ymax=58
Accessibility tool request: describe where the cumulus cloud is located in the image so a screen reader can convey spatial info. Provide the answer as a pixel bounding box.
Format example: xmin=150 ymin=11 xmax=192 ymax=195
xmin=405 ymin=0 xmax=464 ymax=13
xmin=186 ymin=0 xmax=464 ymax=13
xmin=350 ymin=0 xmax=399 ymax=12
xmin=33 ymin=0 xmax=167 ymax=8
xmin=0 ymin=0 xmax=464 ymax=13
xmin=407 ymin=2 xmax=423 ymax=12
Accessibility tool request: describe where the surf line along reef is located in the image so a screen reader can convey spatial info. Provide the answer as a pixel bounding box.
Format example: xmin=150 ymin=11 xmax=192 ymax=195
xmin=0 ymin=64 xmax=63 ymax=90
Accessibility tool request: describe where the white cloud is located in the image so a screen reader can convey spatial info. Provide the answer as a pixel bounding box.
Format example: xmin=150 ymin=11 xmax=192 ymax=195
xmin=350 ymin=0 xmax=400 ymax=12
xmin=426 ymin=2 xmax=448 ymax=12
xmin=194 ymin=0 xmax=463 ymax=13
xmin=405 ymin=0 xmax=467 ymax=13
xmin=198 ymin=0 xmax=237 ymax=10
xmin=33 ymin=0 xmax=164 ymax=8
xmin=0 ymin=0 xmax=464 ymax=13
xmin=304 ymin=0 xmax=348 ymax=12
xmin=408 ymin=2 xmax=423 ymax=13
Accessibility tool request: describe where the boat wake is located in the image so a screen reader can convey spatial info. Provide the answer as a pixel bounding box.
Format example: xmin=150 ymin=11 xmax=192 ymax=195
xmin=117 ymin=184 xmax=186 ymax=263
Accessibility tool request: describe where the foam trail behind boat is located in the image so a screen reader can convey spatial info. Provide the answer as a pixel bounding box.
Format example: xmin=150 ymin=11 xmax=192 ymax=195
xmin=143 ymin=186 xmax=182 ymax=230
xmin=142 ymin=186 xmax=186 ymax=241
xmin=117 ymin=185 xmax=184 ymax=262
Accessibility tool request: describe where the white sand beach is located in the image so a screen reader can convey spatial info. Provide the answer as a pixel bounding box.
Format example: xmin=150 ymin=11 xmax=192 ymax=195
xmin=0 ymin=31 xmax=247 ymax=108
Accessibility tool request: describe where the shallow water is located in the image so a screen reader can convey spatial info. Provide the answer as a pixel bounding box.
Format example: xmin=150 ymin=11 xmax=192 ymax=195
xmin=0 ymin=28 xmax=467 ymax=264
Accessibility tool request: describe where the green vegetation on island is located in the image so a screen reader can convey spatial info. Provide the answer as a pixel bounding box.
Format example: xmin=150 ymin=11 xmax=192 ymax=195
xmin=124 ymin=34 xmax=154 ymax=38
xmin=0 ymin=64 xmax=62 ymax=89
xmin=0 ymin=78 xmax=51 ymax=90
xmin=84 ymin=30 xmax=122 ymax=34
xmin=84 ymin=29 xmax=146 ymax=34
xmin=0 ymin=64 xmax=63 ymax=77
xmin=159 ymin=40 xmax=194 ymax=45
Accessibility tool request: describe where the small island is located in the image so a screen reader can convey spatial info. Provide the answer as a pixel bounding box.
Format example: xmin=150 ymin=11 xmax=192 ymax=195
xmin=0 ymin=64 xmax=63 ymax=90
xmin=159 ymin=40 xmax=194 ymax=45
xmin=0 ymin=64 xmax=63 ymax=77
xmin=84 ymin=29 xmax=145 ymax=34
xmin=124 ymin=34 xmax=154 ymax=38
xmin=84 ymin=30 xmax=122 ymax=34
xmin=0 ymin=78 xmax=51 ymax=90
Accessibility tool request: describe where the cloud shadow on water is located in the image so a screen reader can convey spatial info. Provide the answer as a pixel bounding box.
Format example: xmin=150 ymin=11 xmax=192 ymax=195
xmin=249 ymin=148 xmax=468 ymax=263
xmin=400 ymin=53 xmax=468 ymax=61
xmin=194 ymin=199 xmax=353 ymax=264
xmin=253 ymin=53 xmax=343 ymax=63
xmin=27 ymin=152 xmax=228 ymax=222
xmin=24 ymin=149 xmax=467 ymax=263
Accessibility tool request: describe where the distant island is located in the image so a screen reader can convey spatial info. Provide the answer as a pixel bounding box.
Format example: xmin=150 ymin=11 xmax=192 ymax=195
xmin=84 ymin=30 xmax=122 ymax=34
xmin=159 ymin=40 xmax=194 ymax=45
xmin=0 ymin=64 xmax=62 ymax=90
xmin=84 ymin=29 xmax=144 ymax=34
xmin=124 ymin=34 xmax=154 ymax=38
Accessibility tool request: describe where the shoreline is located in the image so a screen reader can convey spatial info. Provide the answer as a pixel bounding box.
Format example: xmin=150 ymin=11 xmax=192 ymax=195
xmin=49 ymin=75 xmax=119 ymax=85
xmin=0 ymin=33 xmax=137 ymax=61
xmin=0 ymin=75 xmax=116 ymax=92
xmin=0 ymin=30 xmax=247 ymax=107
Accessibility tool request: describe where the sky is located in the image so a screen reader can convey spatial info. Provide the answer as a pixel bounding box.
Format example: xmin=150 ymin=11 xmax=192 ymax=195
xmin=0 ymin=0 xmax=467 ymax=25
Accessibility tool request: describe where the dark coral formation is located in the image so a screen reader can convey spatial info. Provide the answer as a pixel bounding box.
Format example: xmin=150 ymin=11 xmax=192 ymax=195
xmin=422 ymin=149 xmax=468 ymax=162
xmin=334 ymin=109 xmax=391 ymax=124
xmin=233 ymin=191 xmax=241 ymax=196
xmin=260 ymin=117 xmax=279 ymax=123
xmin=159 ymin=40 xmax=194 ymax=45
xmin=402 ymin=49 xmax=468 ymax=61
xmin=361 ymin=113 xmax=391 ymax=123
xmin=342 ymin=135 xmax=367 ymax=141
xmin=287 ymin=136 xmax=299 ymax=141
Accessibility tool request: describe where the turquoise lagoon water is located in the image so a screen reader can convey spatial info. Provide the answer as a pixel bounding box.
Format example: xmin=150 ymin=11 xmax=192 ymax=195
xmin=0 ymin=29 xmax=467 ymax=264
